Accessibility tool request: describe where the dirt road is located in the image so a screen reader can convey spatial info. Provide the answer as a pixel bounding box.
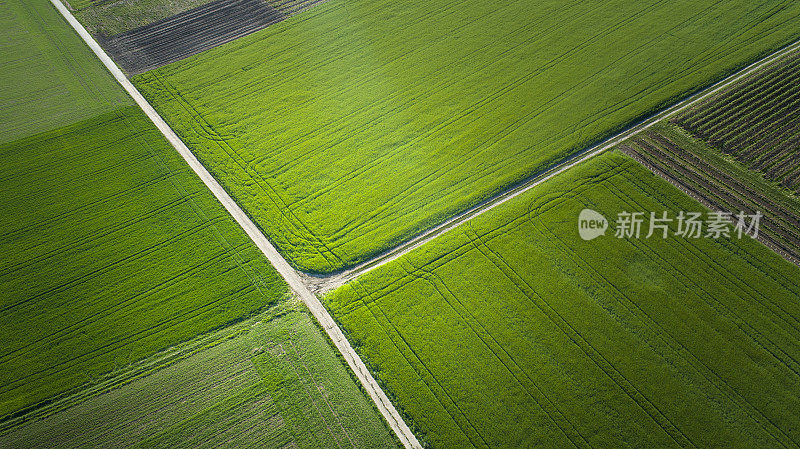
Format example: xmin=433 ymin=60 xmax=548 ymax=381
xmin=51 ymin=0 xmax=800 ymax=443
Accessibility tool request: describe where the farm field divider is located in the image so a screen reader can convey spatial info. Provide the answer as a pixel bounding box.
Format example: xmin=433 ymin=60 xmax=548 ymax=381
xmin=49 ymin=0 xmax=421 ymax=446
xmin=0 ymin=300 xmax=398 ymax=448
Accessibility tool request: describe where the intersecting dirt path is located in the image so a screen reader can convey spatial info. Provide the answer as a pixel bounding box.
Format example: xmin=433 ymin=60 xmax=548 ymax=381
xmin=50 ymin=1 xmax=421 ymax=446
xmin=50 ymin=0 xmax=800 ymax=444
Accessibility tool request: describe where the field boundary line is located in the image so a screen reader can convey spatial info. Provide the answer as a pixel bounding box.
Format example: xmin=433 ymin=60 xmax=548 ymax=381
xmin=309 ymin=36 xmax=800 ymax=293
xmin=48 ymin=1 xmax=421 ymax=447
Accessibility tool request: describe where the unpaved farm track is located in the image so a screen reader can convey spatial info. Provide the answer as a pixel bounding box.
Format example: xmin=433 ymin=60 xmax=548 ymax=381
xmin=50 ymin=1 xmax=422 ymax=447
xmin=98 ymin=0 xmax=285 ymax=74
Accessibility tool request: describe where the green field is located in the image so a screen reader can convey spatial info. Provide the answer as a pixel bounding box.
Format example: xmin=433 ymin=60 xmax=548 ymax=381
xmin=325 ymin=151 xmax=800 ymax=448
xmin=0 ymin=0 xmax=129 ymax=143
xmin=7 ymin=0 xmax=800 ymax=446
xmin=134 ymin=0 xmax=800 ymax=273
xmin=0 ymin=300 xmax=398 ymax=448
xmin=0 ymin=0 xmax=287 ymax=421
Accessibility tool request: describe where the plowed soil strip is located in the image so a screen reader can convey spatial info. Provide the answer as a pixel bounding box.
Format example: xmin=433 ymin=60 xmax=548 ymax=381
xmin=98 ymin=0 xmax=285 ymax=75
xmin=620 ymin=133 xmax=800 ymax=265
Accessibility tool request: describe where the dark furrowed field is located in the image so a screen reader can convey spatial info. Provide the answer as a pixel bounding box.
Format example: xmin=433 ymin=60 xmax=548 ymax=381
xmin=134 ymin=0 xmax=800 ymax=273
xmin=75 ymin=0 xmax=330 ymax=74
xmin=74 ymin=0 xmax=322 ymax=36
xmin=0 ymin=0 xmax=286 ymax=423
xmin=620 ymin=122 xmax=800 ymax=264
xmin=324 ymin=151 xmax=800 ymax=448
xmin=97 ymin=0 xmax=287 ymax=75
xmin=672 ymin=51 xmax=800 ymax=192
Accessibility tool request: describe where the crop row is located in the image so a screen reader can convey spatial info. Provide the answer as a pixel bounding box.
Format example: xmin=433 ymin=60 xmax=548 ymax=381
xmin=619 ymin=125 xmax=800 ymax=264
xmin=324 ymin=151 xmax=800 ymax=448
xmin=673 ymin=51 xmax=800 ymax=192
xmin=677 ymin=53 xmax=800 ymax=133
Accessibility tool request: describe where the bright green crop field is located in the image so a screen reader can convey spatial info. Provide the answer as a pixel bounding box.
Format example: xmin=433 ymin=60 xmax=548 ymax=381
xmin=0 ymin=300 xmax=398 ymax=448
xmin=135 ymin=0 xmax=800 ymax=273
xmin=0 ymin=0 xmax=286 ymax=421
xmin=325 ymin=151 xmax=800 ymax=448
